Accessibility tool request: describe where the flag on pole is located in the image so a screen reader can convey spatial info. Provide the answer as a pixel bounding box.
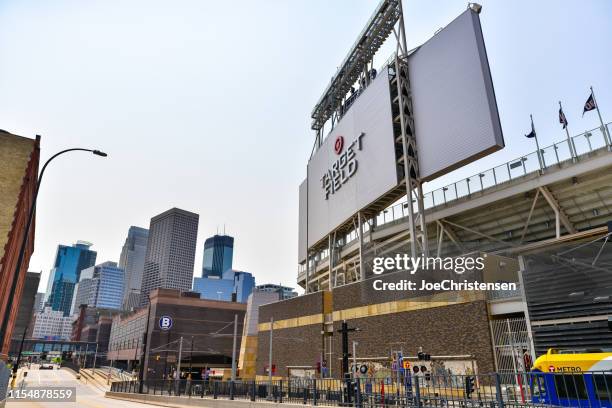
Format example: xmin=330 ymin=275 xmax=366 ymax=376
xmin=582 ymin=92 xmax=596 ymax=116
xmin=559 ymin=108 xmax=568 ymax=129
xmin=525 ymin=118 xmax=536 ymax=138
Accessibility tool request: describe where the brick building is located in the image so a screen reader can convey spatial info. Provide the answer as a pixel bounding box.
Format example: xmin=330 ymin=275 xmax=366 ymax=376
xmin=0 ymin=131 xmax=40 ymax=360
xmin=256 ymin=267 xmax=505 ymax=379
xmin=108 ymin=288 xmax=246 ymax=379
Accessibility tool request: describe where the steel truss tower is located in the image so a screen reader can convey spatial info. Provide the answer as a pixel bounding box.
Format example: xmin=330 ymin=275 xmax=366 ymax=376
xmin=305 ymin=0 xmax=428 ymax=293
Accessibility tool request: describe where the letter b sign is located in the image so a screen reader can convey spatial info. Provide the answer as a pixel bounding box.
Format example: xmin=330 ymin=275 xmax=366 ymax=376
xmin=159 ymin=316 xmax=173 ymax=331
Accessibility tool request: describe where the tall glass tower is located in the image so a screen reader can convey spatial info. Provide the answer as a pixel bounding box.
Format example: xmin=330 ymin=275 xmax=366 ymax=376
xmin=71 ymin=261 xmax=124 ymax=313
xmin=45 ymin=241 xmax=97 ymax=316
xmin=202 ymin=235 xmax=234 ymax=278
xmin=140 ymin=208 xmax=199 ymax=306
xmin=119 ymin=226 xmax=149 ymax=310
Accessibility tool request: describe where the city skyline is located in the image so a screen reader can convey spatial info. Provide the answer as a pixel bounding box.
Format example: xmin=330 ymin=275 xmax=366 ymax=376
xmin=1 ymin=0 xmax=610 ymax=295
xmin=0 ymin=2 xmax=611 ymax=405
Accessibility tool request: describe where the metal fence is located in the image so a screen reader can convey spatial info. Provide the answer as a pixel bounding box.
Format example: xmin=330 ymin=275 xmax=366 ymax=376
xmin=378 ymin=123 xmax=612 ymax=227
xmin=490 ymin=318 xmax=534 ymax=384
xmin=111 ymin=371 xmax=612 ymax=407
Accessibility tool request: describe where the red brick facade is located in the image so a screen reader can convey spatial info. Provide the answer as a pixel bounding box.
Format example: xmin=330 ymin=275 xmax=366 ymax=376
xmin=0 ymin=134 xmax=40 ymax=360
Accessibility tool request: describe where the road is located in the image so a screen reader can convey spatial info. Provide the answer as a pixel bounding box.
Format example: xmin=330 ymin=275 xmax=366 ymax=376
xmin=5 ymin=366 xmax=151 ymax=408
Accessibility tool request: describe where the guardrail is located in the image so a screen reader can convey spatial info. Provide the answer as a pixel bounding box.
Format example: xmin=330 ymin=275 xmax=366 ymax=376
xmin=379 ymin=123 xmax=611 ymax=227
xmin=111 ymin=370 xmax=612 ymax=407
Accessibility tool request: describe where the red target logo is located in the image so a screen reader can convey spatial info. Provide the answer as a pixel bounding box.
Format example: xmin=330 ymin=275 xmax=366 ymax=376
xmin=334 ymin=136 xmax=344 ymax=155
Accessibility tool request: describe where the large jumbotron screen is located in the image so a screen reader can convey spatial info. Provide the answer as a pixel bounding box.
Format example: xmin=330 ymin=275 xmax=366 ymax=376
xmin=299 ymin=8 xmax=503 ymax=261
xmin=305 ymin=67 xmax=398 ymax=250
xmin=409 ymin=9 xmax=504 ymax=181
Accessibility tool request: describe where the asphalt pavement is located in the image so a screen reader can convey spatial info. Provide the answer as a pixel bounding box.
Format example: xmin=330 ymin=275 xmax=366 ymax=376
xmin=5 ymin=365 xmax=152 ymax=408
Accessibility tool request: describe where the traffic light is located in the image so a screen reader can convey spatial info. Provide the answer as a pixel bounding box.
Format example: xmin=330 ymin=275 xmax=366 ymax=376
xmin=465 ymin=376 xmax=475 ymax=398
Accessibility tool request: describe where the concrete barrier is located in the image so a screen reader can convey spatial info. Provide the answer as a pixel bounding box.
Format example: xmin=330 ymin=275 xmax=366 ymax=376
xmin=105 ymin=391 xmax=312 ymax=407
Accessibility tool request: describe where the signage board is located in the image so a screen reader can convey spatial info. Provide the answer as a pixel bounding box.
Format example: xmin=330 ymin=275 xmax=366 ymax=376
xmin=408 ymin=9 xmax=504 ymax=181
xmin=305 ymin=66 xmax=399 ymax=248
xmin=159 ymin=315 xmax=173 ymax=331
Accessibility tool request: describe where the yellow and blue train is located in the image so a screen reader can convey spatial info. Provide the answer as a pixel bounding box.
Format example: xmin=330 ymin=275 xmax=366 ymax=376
xmin=530 ymin=349 xmax=612 ymax=407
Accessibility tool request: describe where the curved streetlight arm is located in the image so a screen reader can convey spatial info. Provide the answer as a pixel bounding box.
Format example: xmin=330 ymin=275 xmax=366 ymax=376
xmin=37 ymin=148 xmax=105 ymax=188
xmin=0 ymin=146 xmax=107 ymax=371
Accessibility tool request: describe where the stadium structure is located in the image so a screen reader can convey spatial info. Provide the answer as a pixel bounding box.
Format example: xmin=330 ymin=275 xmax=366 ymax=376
xmin=248 ymin=0 xmax=612 ymax=382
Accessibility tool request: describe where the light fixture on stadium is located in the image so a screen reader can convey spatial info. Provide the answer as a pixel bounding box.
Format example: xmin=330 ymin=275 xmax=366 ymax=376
xmin=468 ymin=3 xmax=482 ymax=14
xmin=310 ymin=0 xmax=402 ymax=131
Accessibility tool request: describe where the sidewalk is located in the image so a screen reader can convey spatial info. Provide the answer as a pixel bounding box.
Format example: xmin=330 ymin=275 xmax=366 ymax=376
xmin=106 ymin=391 xmax=315 ymax=408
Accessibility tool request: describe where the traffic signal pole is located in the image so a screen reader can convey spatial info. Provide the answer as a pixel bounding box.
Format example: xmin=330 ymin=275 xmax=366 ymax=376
xmin=337 ymin=321 xmax=359 ymax=405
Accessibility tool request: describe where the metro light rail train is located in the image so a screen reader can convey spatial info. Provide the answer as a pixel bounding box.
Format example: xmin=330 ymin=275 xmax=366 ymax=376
xmin=530 ymin=349 xmax=612 ymax=407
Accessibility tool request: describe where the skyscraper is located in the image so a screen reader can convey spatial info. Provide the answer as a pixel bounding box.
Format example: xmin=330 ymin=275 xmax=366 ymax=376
xmin=202 ymin=235 xmax=234 ymax=278
xmin=11 ymin=272 xmax=40 ymax=341
xmin=71 ymin=261 xmax=124 ymax=313
xmin=232 ymin=270 xmax=255 ymax=303
xmin=193 ymin=269 xmax=255 ymax=303
xmin=140 ymin=208 xmax=199 ymax=306
xmin=33 ymin=293 xmax=45 ymax=314
xmin=118 ymin=226 xmax=149 ymax=310
xmin=45 ymin=241 xmax=97 ymax=316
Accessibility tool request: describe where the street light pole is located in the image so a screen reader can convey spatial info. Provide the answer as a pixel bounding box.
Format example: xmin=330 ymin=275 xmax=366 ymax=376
xmin=267 ymin=317 xmax=274 ymax=400
xmin=0 ymin=146 xmax=107 ymax=379
xmin=231 ymin=314 xmax=238 ymax=381
xmin=352 ymin=341 xmax=358 ymax=379
xmin=138 ymin=293 xmax=152 ymax=393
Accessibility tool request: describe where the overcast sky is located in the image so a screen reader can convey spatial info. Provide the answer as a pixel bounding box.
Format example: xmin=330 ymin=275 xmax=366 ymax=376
xmin=1 ymin=0 xmax=610 ymax=294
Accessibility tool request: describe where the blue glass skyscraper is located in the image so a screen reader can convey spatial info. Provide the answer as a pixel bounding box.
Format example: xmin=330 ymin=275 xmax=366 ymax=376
xmin=233 ymin=271 xmax=255 ymax=303
xmin=192 ymin=277 xmax=234 ymax=301
xmin=193 ymin=269 xmax=254 ymax=303
xmin=45 ymin=241 xmax=97 ymax=316
xmin=71 ymin=261 xmax=124 ymax=312
xmin=202 ymin=235 xmax=234 ymax=278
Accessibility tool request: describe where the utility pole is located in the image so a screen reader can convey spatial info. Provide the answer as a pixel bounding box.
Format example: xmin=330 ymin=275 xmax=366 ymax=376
xmin=163 ymin=329 xmax=171 ymax=379
xmin=337 ymin=321 xmax=359 ymax=405
xmin=107 ymin=359 xmax=113 ymax=385
xmin=82 ymin=343 xmax=89 ymax=371
xmin=92 ymin=343 xmax=99 ymax=376
xmin=352 ymin=341 xmax=358 ymax=379
xmin=337 ymin=321 xmax=359 ymax=379
xmin=138 ymin=293 xmax=151 ymax=393
xmin=176 ymin=336 xmax=183 ymax=382
xmin=267 ymin=317 xmax=274 ymax=400
xmin=231 ymin=314 xmax=238 ymax=381
xmin=188 ymin=336 xmax=194 ymax=380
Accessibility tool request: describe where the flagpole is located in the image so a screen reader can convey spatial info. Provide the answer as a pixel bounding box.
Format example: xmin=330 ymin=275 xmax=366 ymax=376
xmin=590 ymin=86 xmax=612 ymax=148
xmin=531 ymin=114 xmax=544 ymax=171
xmin=559 ymin=101 xmax=576 ymax=160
